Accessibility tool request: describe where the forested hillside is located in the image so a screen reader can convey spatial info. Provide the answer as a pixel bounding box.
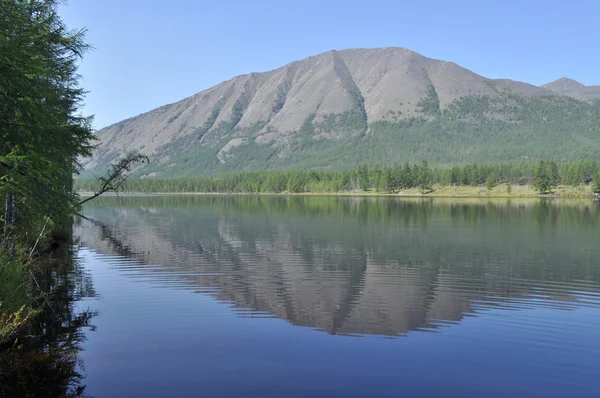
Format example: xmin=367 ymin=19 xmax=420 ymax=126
xmin=132 ymin=94 xmax=600 ymax=178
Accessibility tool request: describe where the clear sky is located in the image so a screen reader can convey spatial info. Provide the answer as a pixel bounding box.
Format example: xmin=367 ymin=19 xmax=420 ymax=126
xmin=59 ymin=0 xmax=600 ymax=129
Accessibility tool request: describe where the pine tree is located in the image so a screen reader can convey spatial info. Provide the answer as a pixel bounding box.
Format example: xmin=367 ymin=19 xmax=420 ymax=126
xmin=533 ymin=161 xmax=550 ymax=194
xmin=372 ymin=163 xmax=383 ymax=192
xmin=547 ymin=160 xmax=560 ymax=188
xmin=486 ymin=172 xmax=497 ymax=191
xmin=357 ymin=164 xmax=369 ymax=191
xmin=450 ymin=166 xmax=460 ymax=186
xmin=287 ymin=174 xmax=304 ymax=193
xmin=592 ymin=169 xmax=600 ymax=195
xmin=341 ymin=171 xmax=351 ymax=191
xmin=401 ymin=162 xmax=413 ymax=189
xmin=417 ymin=160 xmax=433 ymax=194
xmin=469 ymin=164 xmax=480 ymax=186
xmin=382 ymin=167 xmax=395 ymax=193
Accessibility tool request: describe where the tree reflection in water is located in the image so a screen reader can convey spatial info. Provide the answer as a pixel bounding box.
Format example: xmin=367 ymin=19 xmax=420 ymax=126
xmin=0 ymin=244 xmax=97 ymax=398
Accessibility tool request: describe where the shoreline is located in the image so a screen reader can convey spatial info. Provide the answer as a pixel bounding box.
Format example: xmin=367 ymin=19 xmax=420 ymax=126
xmin=77 ymin=184 xmax=597 ymax=199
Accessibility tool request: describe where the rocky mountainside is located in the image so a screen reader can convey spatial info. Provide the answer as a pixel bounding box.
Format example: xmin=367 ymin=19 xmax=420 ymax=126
xmin=542 ymin=77 xmax=600 ymax=100
xmin=83 ymin=48 xmax=600 ymax=177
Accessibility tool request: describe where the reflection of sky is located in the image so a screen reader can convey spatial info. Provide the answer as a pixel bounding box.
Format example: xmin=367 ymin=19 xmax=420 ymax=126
xmin=76 ymin=250 xmax=600 ymax=398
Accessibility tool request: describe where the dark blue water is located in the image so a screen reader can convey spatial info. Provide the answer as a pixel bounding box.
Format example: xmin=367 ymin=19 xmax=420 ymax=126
xmin=71 ymin=196 xmax=600 ymax=397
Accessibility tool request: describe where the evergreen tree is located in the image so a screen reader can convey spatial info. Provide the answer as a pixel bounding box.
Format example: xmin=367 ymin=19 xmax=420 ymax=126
xmin=372 ymin=163 xmax=383 ymax=192
xmin=401 ymin=162 xmax=413 ymax=189
xmin=548 ymin=160 xmax=560 ymax=188
xmin=0 ymin=0 xmax=94 ymax=253
xmin=533 ymin=161 xmax=550 ymax=194
xmin=417 ymin=160 xmax=433 ymax=194
xmin=372 ymin=163 xmax=382 ymax=191
xmin=287 ymin=174 xmax=304 ymax=193
xmin=391 ymin=164 xmax=402 ymax=189
xmin=74 ymin=161 xmax=600 ymax=196
xmin=563 ymin=164 xmax=575 ymax=186
xmin=574 ymin=163 xmax=585 ymax=185
xmin=450 ymin=166 xmax=460 ymax=186
xmin=382 ymin=167 xmax=395 ymax=193
xmin=592 ymin=169 xmax=600 ymax=195
xmin=357 ymin=164 xmax=369 ymax=191
xmin=469 ymin=164 xmax=480 ymax=186
xmin=486 ymin=172 xmax=497 ymax=191
xmin=263 ymin=174 xmax=285 ymax=193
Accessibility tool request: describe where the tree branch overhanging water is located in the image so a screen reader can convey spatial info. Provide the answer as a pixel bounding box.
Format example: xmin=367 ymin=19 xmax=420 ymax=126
xmin=78 ymin=153 xmax=148 ymax=207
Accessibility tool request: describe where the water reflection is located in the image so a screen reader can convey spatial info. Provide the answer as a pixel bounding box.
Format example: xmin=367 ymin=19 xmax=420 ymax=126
xmin=0 ymin=247 xmax=97 ymax=397
xmin=75 ymin=196 xmax=600 ymax=337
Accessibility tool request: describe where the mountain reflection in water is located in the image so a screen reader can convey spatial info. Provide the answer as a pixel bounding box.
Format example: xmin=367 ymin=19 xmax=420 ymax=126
xmin=75 ymin=196 xmax=600 ymax=337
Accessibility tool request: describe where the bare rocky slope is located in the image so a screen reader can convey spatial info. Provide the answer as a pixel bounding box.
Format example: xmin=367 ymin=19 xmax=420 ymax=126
xmin=83 ymin=48 xmax=600 ymax=177
xmin=542 ymin=77 xmax=600 ymax=100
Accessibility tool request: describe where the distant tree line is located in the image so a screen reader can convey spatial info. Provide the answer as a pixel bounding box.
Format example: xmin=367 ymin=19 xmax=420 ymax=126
xmin=75 ymin=160 xmax=600 ymax=195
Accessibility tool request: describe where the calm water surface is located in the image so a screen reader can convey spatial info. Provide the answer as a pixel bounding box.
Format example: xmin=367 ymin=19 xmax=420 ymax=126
xmin=71 ymin=196 xmax=600 ymax=397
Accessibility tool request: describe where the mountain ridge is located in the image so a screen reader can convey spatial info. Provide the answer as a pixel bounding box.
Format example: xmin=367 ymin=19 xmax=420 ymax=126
xmin=83 ymin=47 xmax=600 ymax=177
xmin=542 ymin=77 xmax=600 ymax=100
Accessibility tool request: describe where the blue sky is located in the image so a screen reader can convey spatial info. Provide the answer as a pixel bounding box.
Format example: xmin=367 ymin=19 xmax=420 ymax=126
xmin=59 ymin=0 xmax=600 ymax=129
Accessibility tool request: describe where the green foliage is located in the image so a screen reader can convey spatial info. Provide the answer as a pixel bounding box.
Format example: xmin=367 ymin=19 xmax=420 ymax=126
xmin=357 ymin=164 xmax=370 ymax=191
xmin=386 ymin=166 xmax=398 ymax=192
xmin=0 ymin=254 xmax=29 ymax=317
xmin=0 ymin=0 xmax=94 ymax=253
xmin=314 ymin=108 xmax=367 ymax=137
xmin=486 ymin=172 xmax=498 ymax=191
xmin=286 ymin=173 xmax=305 ymax=193
xmin=593 ymin=170 xmax=600 ymax=194
xmin=548 ymin=160 xmax=560 ymax=188
xmin=417 ymin=85 xmax=441 ymax=116
xmin=230 ymin=92 xmax=251 ymax=127
xmin=75 ymin=159 xmax=599 ymax=195
xmin=416 ymin=160 xmax=433 ymax=193
xmin=533 ymin=160 xmax=551 ymax=194
xmin=507 ymin=184 xmax=512 ymax=195
xmin=372 ymin=162 xmax=383 ymax=192
xmin=271 ymin=83 xmax=290 ymax=115
xmin=401 ymin=162 xmax=414 ymax=189
xmin=0 ymin=253 xmax=41 ymax=346
xmin=0 ymin=2 xmax=98 ymax=359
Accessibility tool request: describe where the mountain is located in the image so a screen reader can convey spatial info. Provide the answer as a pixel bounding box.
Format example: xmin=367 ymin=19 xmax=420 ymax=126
xmin=83 ymin=48 xmax=600 ymax=177
xmin=542 ymin=77 xmax=600 ymax=100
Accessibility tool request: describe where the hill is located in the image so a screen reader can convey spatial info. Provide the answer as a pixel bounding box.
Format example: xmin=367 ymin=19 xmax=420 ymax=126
xmin=82 ymin=48 xmax=600 ymax=177
xmin=542 ymin=78 xmax=600 ymax=100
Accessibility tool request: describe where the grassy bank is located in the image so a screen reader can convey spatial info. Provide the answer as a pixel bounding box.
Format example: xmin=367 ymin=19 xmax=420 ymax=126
xmin=78 ymin=183 xmax=596 ymax=199
xmin=397 ymin=184 xmax=594 ymax=198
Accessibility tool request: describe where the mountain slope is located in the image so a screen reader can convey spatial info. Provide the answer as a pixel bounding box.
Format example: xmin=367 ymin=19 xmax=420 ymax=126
xmin=542 ymin=77 xmax=600 ymax=100
xmin=83 ymin=48 xmax=600 ymax=177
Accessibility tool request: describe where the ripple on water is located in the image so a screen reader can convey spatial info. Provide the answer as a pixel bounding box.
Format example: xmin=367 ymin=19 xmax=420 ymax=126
xmin=70 ymin=197 xmax=600 ymax=397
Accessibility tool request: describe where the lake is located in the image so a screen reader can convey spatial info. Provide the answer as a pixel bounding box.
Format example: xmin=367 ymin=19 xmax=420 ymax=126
xmin=48 ymin=196 xmax=600 ymax=396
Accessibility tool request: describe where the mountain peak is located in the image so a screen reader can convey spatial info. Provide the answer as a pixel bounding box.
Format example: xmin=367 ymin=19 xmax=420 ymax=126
xmin=542 ymin=77 xmax=586 ymax=90
xmin=541 ymin=77 xmax=600 ymax=100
